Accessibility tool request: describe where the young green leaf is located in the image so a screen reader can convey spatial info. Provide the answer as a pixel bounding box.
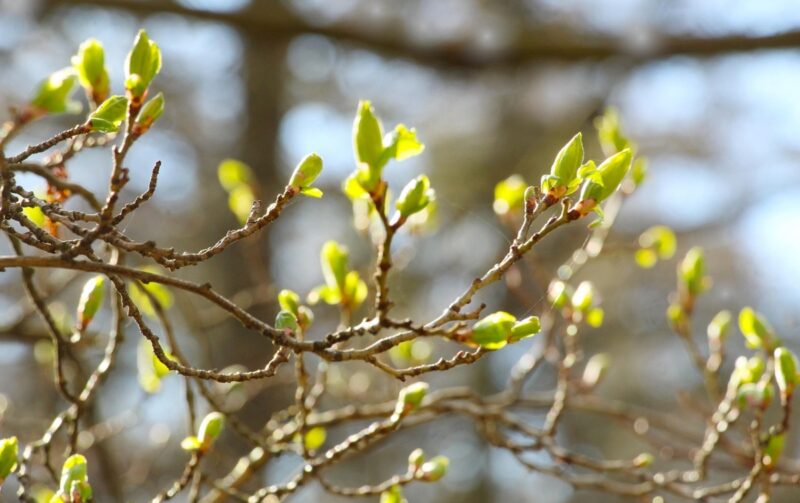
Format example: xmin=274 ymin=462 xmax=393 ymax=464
xmin=0 ymin=437 xmax=18 ymax=480
xmin=380 ymin=124 xmax=424 ymax=164
xmin=77 ymin=275 xmax=105 ymax=330
xmin=71 ymin=38 xmax=109 ymax=104
xmin=88 ymin=95 xmax=128 ymax=133
xmin=321 ymin=241 xmax=349 ymax=293
xmin=31 ymin=68 xmax=79 ymax=115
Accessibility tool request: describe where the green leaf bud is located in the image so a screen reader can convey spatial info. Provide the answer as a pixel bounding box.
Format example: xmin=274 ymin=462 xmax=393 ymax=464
xmin=71 ymin=38 xmax=109 ymax=104
xmin=739 ymin=307 xmax=778 ymax=351
xmin=394 ymin=382 xmax=428 ymax=418
xmin=419 ymin=455 xmax=449 ymax=482
xmin=353 ymin=100 xmax=384 ymax=172
xmin=408 ymin=448 xmax=425 ymax=471
xmin=774 ymin=347 xmax=799 ymax=400
xmin=633 ymin=453 xmax=654 ymax=468
xmin=289 ymin=153 xmax=323 ymax=190
xmin=125 ymin=29 xmax=162 ymax=100
xmin=302 ymin=426 xmax=326 ymax=451
xmin=509 ymin=316 xmax=541 ymax=343
xmin=396 ymin=175 xmax=433 ymax=218
xmin=707 ymin=310 xmax=732 ymax=342
xmin=578 ymin=149 xmax=632 ymax=204
xmin=134 ymin=92 xmax=164 ymax=133
xmin=380 ymin=485 xmax=407 ymax=503
xmin=541 ymin=133 xmax=583 ymax=197
xmin=198 ymin=412 xmax=225 ymax=449
xmin=88 ymin=95 xmax=128 ymax=133
xmin=679 ymin=247 xmax=708 ymax=297
xmin=275 ymin=310 xmax=299 ymax=332
xmin=469 ymin=311 xmax=516 ymax=350
xmin=77 ymin=275 xmax=105 ymax=330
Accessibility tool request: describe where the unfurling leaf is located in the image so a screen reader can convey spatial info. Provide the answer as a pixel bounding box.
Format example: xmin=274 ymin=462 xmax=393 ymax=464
xmin=380 ymin=124 xmax=424 ymax=164
xmin=88 ymin=95 xmax=128 ymax=133
xmin=76 ymin=275 xmax=105 ymax=330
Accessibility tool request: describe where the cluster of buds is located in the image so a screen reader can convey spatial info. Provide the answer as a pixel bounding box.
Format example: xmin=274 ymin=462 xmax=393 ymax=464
xmin=459 ymin=311 xmax=541 ymax=350
xmin=548 ymin=280 xmax=604 ymax=327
